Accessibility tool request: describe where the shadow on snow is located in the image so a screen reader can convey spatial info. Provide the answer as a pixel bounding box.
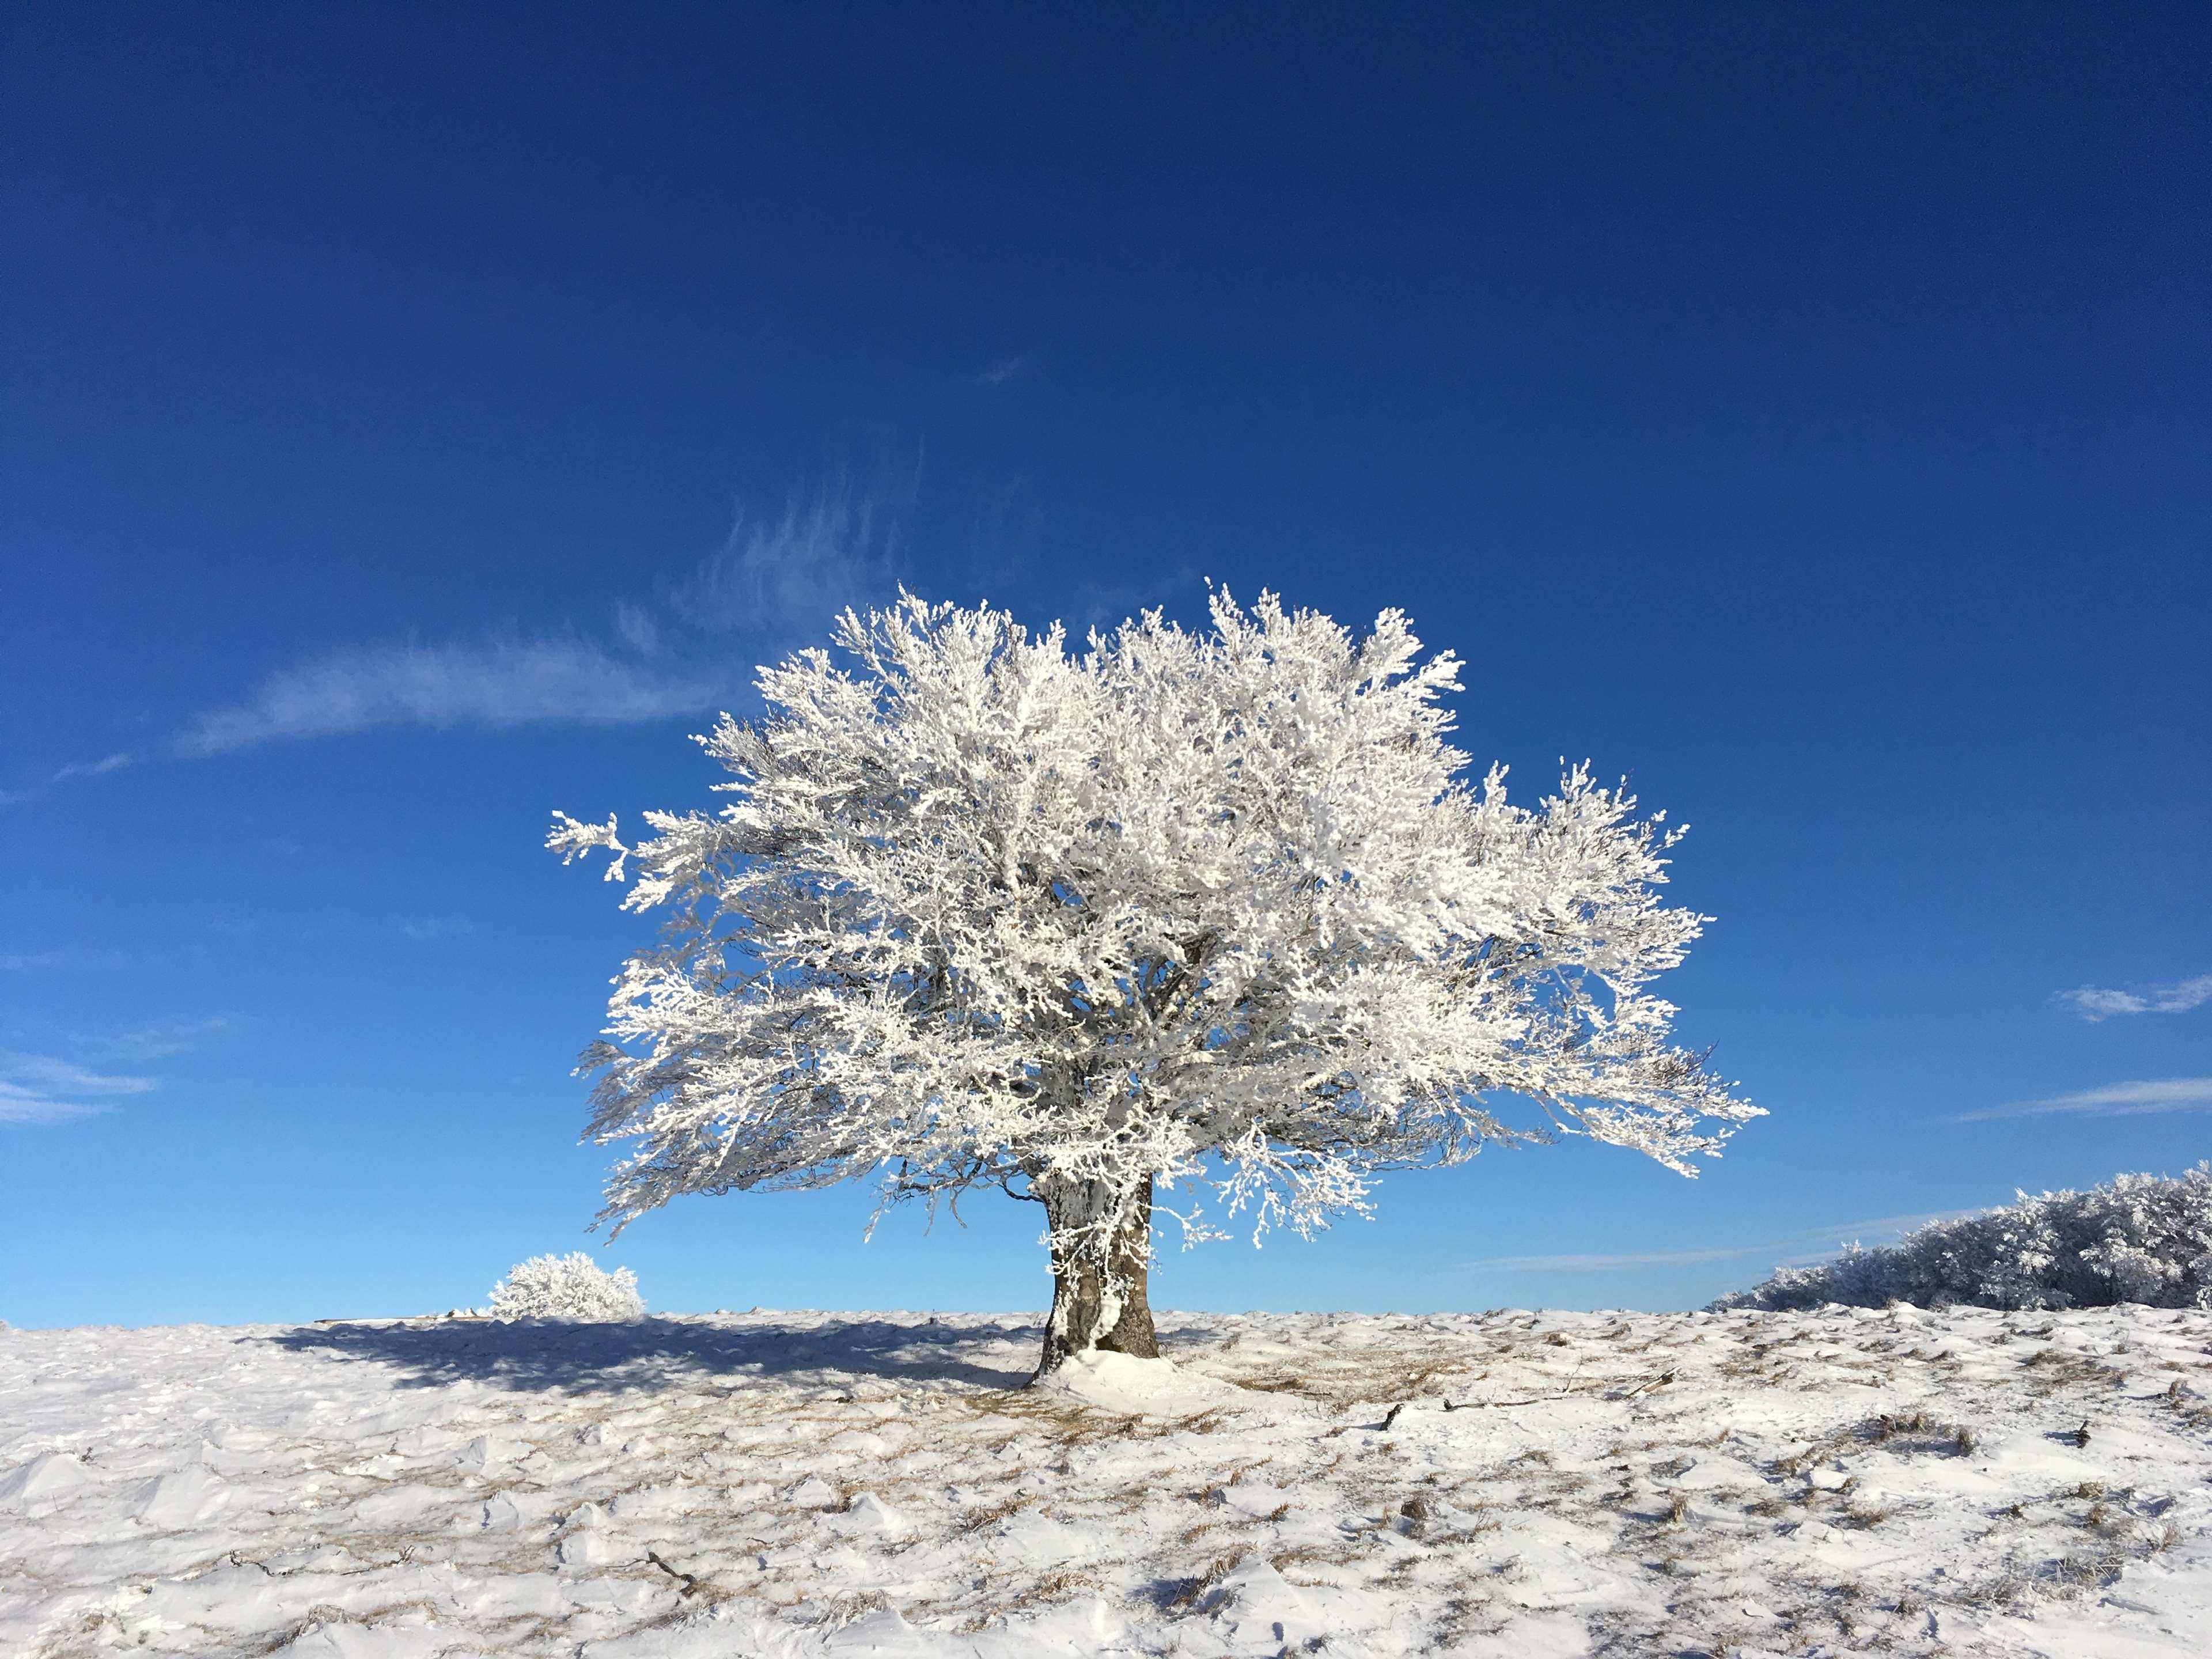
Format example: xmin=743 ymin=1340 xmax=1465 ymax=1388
xmin=257 ymin=1313 xmax=1216 ymax=1397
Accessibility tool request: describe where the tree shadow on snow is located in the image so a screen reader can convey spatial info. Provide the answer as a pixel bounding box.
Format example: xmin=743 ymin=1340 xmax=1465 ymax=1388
xmin=259 ymin=1314 xmax=1069 ymax=1396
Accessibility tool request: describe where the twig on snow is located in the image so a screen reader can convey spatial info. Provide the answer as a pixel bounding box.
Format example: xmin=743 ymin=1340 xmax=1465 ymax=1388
xmin=1446 ymin=1359 xmax=1591 ymax=1411
xmin=646 ymin=1550 xmax=703 ymax=1597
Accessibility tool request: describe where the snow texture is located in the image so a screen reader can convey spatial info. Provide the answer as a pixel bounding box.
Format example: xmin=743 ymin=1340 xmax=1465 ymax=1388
xmin=1715 ymin=1166 xmax=2212 ymax=1313
xmin=487 ymin=1254 xmax=647 ymax=1323
xmin=548 ymin=591 xmax=1759 ymax=1339
xmin=5 ymin=1305 xmax=2210 ymax=1656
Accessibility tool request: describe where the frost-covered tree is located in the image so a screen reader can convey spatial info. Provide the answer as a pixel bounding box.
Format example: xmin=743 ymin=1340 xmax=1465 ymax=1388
xmin=551 ymin=591 xmax=1759 ymax=1376
xmin=488 ymin=1253 xmax=646 ymax=1321
xmin=1710 ymin=1165 xmax=2212 ymax=1312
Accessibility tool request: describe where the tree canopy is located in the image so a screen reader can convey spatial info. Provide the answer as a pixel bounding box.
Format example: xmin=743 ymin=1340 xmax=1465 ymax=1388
xmin=551 ymin=589 xmax=1760 ymax=1365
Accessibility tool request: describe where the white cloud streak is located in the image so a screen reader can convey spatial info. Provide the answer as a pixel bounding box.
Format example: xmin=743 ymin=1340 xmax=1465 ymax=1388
xmin=1474 ymin=1210 xmax=1983 ymax=1274
xmin=54 ymin=752 xmax=134 ymax=781
xmin=2058 ymin=974 xmax=2212 ymax=1021
xmin=0 ymin=1084 xmax=103 ymax=1125
xmin=397 ymin=918 xmax=475 ymax=942
xmin=681 ymin=472 xmax=909 ymax=639
xmin=612 ymin=603 xmax=661 ymax=654
xmin=88 ymin=1017 xmax=240 ymax=1061
xmin=1812 ymin=1209 xmax=1982 ymax=1241
xmin=174 ymin=635 xmax=740 ymax=757
xmin=1765 ymin=1210 xmax=1983 ymax=1267
xmin=175 ymin=473 xmax=911 ymax=757
xmin=1957 ymin=1077 xmax=2212 ymax=1122
xmin=0 ymin=1050 xmax=156 ymax=1126
xmin=3 ymin=751 xmax=138 ymax=810
xmin=1478 ymin=1247 xmax=1753 ymax=1272
xmin=0 ymin=949 xmax=136 ymax=972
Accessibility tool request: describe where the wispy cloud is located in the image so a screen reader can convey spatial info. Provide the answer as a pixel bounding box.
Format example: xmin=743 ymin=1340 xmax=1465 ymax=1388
xmin=3 ymin=750 xmax=139 ymax=810
xmin=1478 ymin=1247 xmax=1752 ymax=1272
xmin=681 ymin=471 xmax=910 ymax=639
xmin=0 ymin=948 xmax=136 ymax=972
xmin=1957 ymin=1077 xmax=2212 ymax=1122
xmin=2 ymin=1016 xmax=238 ymax=1065
xmin=1766 ymin=1210 xmax=1983 ymax=1267
xmin=0 ymin=1085 xmax=103 ymax=1125
xmin=175 ymin=472 xmax=910 ymax=758
xmin=1812 ymin=1209 xmax=1981 ymax=1241
xmin=0 ymin=1053 xmax=154 ymax=1094
xmin=396 ymin=917 xmax=475 ymax=942
xmin=0 ymin=1050 xmax=156 ymax=1126
xmin=1472 ymin=1210 xmax=1981 ymax=1274
xmin=89 ymin=1016 xmax=240 ymax=1061
xmin=174 ymin=634 xmax=740 ymax=757
xmin=969 ymin=357 xmax=1025 ymax=388
xmin=612 ymin=603 xmax=661 ymax=655
xmin=2058 ymin=974 xmax=2212 ymax=1021
xmin=54 ymin=752 xmax=134 ymax=781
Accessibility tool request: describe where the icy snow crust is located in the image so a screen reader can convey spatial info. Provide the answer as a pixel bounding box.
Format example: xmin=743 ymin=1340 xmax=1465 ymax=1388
xmin=3 ymin=1307 xmax=2209 ymax=1657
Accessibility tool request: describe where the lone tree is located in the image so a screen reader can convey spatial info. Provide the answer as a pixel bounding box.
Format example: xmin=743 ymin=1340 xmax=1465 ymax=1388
xmin=551 ymin=590 xmax=1760 ymax=1377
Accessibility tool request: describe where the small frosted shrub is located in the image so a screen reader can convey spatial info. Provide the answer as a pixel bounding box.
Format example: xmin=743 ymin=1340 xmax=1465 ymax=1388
xmin=487 ymin=1252 xmax=645 ymax=1321
xmin=1712 ymin=1165 xmax=2212 ymax=1313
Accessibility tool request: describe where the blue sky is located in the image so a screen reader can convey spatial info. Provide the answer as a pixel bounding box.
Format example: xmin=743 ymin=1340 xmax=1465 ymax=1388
xmin=5 ymin=5 xmax=2207 ymax=1330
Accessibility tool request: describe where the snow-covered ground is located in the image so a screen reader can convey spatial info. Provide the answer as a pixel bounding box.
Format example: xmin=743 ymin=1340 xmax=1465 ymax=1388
xmin=3 ymin=1305 xmax=2208 ymax=1657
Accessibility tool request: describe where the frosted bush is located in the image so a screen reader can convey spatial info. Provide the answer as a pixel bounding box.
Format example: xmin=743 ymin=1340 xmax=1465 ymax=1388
xmin=487 ymin=1252 xmax=645 ymax=1321
xmin=1712 ymin=1165 xmax=2212 ymax=1312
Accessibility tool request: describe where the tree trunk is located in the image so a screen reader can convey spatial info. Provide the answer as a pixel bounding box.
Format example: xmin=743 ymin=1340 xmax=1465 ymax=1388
xmin=1032 ymin=1175 xmax=1159 ymax=1380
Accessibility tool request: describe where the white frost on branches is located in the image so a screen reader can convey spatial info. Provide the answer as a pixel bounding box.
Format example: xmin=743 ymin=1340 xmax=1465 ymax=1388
xmin=487 ymin=1253 xmax=646 ymax=1322
xmin=550 ymin=590 xmax=1760 ymax=1296
xmin=1711 ymin=1166 xmax=2212 ymax=1312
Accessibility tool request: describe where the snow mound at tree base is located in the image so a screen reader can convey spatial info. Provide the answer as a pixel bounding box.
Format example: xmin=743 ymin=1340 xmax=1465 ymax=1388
xmin=1029 ymin=1348 xmax=1246 ymax=1414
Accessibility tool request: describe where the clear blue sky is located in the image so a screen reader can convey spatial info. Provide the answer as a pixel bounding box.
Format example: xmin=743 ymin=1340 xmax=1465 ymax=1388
xmin=5 ymin=4 xmax=2207 ymax=1330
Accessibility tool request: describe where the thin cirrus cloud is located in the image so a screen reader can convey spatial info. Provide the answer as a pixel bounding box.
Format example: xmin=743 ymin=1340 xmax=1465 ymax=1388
xmin=0 ymin=1050 xmax=157 ymax=1126
xmin=171 ymin=472 xmax=908 ymax=758
xmin=0 ymin=948 xmax=136 ymax=972
xmin=55 ymin=752 xmax=134 ymax=781
xmin=0 ymin=750 xmax=137 ymax=811
xmin=396 ymin=918 xmax=475 ymax=942
xmin=677 ymin=471 xmax=909 ymax=639
xmin=1956 ymin=1077 xmax=2212 ymax=1122
xmin=88 ymin=1016 xmax=241 ymax=1060
xmin=1473 ymin=1210 xmax=1978 ymax=1274
xmin=1764 ymin=1209 xmax=1983 ymax=1267
xmin=172 ymin=635 xmax=742 ymax=758
xmin=1476 ymin=1246 xmax=1753 ymax=1272
xmin=2056 ymin=974 xmax=2212 ymax=1021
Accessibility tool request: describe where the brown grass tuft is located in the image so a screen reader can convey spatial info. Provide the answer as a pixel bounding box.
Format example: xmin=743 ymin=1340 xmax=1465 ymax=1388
xmin=1164 ymin=1552 xmax=1244 ymax=1612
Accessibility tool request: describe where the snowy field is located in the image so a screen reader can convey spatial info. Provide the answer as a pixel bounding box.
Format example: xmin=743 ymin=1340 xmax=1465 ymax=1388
xmin=3 ymin=1305 xmax=2209 ymax=1657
